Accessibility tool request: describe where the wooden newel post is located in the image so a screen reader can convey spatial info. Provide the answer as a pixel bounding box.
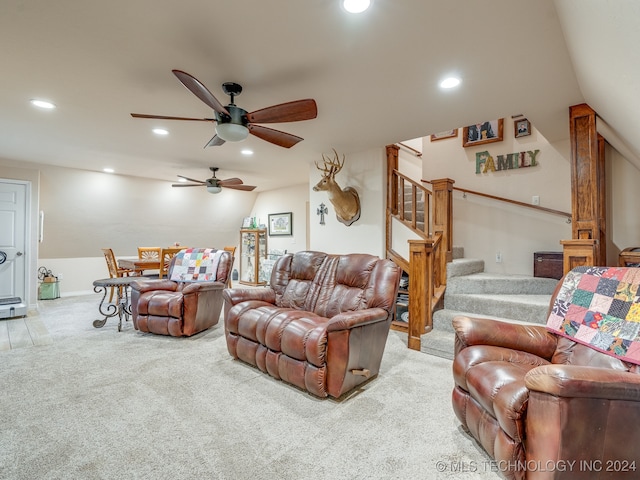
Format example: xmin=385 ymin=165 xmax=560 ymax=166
xmin=408 ymin=238 xmax=433 ymax=351
xmin=431 ymin=178 xmax=454 ymax=285
xmin=561 ymin=104 xmax=606 ymax=272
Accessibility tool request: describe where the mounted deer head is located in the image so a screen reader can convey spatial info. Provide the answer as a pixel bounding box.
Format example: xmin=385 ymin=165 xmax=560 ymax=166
xmin=313 ymin=149 xmax=361 ymax=226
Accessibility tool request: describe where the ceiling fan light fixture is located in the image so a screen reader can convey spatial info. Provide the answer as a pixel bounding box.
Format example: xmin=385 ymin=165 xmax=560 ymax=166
xmin=206 ymin=185 xmax=223 ymax=194
xmin=215 ymin=123 xmax=249 ymax=142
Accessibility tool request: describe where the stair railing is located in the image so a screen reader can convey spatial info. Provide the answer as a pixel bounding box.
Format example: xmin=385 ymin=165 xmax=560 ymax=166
xmin=386 ymin=144 xmax=453 ymax=350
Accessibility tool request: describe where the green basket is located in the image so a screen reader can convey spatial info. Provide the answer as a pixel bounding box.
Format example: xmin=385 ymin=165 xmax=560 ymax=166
xmin=38 ymin=281 xmax=60 ymax=300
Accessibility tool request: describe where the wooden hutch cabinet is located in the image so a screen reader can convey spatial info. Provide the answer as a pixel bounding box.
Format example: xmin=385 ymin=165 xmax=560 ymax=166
xmin=239 ymin=228 xmax=267 ymax=286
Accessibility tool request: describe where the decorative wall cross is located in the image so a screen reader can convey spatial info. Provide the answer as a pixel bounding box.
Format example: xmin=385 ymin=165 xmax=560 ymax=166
xmin=317 ymin=203 xmax=328 ymax=225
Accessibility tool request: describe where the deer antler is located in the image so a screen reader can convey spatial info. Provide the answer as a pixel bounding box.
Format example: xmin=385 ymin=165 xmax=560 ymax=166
xmin=315 ymin=149 xmax=344 ymax=177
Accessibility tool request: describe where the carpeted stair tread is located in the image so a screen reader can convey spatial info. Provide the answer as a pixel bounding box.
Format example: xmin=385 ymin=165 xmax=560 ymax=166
xmin=420 ymin=329 xmax=455 ymax=360
xmin=446 ymin=272 xmax=559 ymax=295
xmin=447 ymin=258 xmax=485 ymax=278
xmin=433 ymin=307 xmax=543 ymax=333
xmin=444 ymin=293 xmax=550 ymax=324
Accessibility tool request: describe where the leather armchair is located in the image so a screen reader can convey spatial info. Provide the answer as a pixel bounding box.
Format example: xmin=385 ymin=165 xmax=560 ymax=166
xmin=131 ymin=248 xmax=232 ymax=337
xmin=223 ymin=250 xmax=401 ymax=398
xmin=452 ymin=276 xmax=640 ymax=480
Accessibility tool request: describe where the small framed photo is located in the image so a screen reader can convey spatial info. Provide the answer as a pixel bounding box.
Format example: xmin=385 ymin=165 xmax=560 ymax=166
xmin=515 ymin=118 xmax=531 ymax=138
xmin=462 ymin=119 xmax=504 ymax=147
xmin=268 ymin=212 xmax=292 ymax=236
xmin=430 ymin=129 xmax=458 ymax=142
xmin=242 ymin=216 xmax=253 ymax=228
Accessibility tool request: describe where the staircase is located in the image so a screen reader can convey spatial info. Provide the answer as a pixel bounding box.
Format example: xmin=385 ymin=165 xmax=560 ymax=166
xmin=420 ymin=247 xmax=561 ymax=359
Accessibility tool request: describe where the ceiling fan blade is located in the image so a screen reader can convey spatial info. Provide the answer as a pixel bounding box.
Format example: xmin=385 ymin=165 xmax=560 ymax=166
xmin=246 ymin=99 xmax=317 ymax=124
xmin=172 ymin=183 xmax=204 ymax=187
xmin=218 ymin=177 xmax=243 ymax=186
xmin=248 ymin=124 xmax=303 ymax=148
xmin=204 ymin=135 xmax=225 ymax=148
xmin=131 ymin=113 xmax=216 ymax=122
xmin=176 ymin=175 xmax=206 ymax=184
xmin=172 ymin=69 xmax=230 ymax=116
xmin=224 ymin=184 xmax=257 ymax=191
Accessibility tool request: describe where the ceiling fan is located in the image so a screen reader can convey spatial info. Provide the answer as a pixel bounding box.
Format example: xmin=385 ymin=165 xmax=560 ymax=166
xmin=172 ymin=167 xmax=256 ymax=194
xmin=131 ymin=69 xmax=318 ymax=149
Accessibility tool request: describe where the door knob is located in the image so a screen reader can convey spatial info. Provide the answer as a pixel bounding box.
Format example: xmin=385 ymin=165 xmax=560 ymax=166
xmin=16 ymin=251 xmax=23 ymax=256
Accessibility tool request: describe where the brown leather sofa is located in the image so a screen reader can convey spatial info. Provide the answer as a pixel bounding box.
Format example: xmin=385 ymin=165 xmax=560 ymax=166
xmin=452 ymin=272 xmax=640 ymax=480
xmin=223 ymin=250 xmax=401 ymax=398
xmin=131 ymin=248 xmax=232 ymax=336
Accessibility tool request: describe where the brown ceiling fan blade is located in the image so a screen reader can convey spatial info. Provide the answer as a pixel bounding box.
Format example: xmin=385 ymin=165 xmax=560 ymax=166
xmin=224 ymin=184 xmax=257 ymax=191
xmin=248 ymin=124 xmax=303 ymax=148
xmin=176 ymin=175 xmax=206 ymax=184
xmin=172 ymin=183 xmax=204 ymax=187
xmin=172 ymin=69 xmax=230 ymax=116
xmin=218 ymin=177 xmax=243 ymax=186
xmin=246 ymin=99 xmax=317 ymax=124
xmin=204 ymin=135 xmax=225 ymax=148
xmin=131 ymin=113 xmax=215 ymax=122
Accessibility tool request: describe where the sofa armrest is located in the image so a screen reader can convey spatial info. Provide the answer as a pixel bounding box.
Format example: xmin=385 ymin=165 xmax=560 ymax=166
xmin=452 ymin=315 xmax=557 ymax=360
xmin=525 ymin=364 xmax=640 ymax=401
xmin=326 ymin=308 xmax=390 ymax=331
xmin=222 ymin=287 xmax=276 ymax=306
xmin=130 ymin=279 xmax=178 ymax=294
xmin=181 ymin=281 xmax=224 ymax=295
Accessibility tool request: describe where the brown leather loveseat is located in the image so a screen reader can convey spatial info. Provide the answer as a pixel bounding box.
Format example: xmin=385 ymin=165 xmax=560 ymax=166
xmin=452 ymin=266 xmax=640 ymax=480
xmin=223 ymin=250 xmax=401 ymax=398
xmin=131 ymin=247 xmax=232 ymax=336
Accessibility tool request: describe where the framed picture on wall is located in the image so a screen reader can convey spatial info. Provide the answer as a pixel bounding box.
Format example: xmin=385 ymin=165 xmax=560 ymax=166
xmin=268 ymin=212 xmax=292 ymax=236
xmin=515 ymin=118 xmax=531 ymax=138
xmin=462 ymin=119 xmax=504 ymax=147
xmin=430 ymin=129 xmax=458 ymax=141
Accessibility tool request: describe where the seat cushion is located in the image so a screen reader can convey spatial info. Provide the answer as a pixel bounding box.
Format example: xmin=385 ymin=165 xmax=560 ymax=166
xmin=454 ymin=345 xmax=551 ymax=443
xmin=137 ymin=290 xmax=183 ymax=318
xmin=226 ymin=302 xmax=329 ymax=366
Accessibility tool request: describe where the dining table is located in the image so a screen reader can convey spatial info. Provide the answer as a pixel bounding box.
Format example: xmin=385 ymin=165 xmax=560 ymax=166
xmin=118 ymin=258 xmax=161 ymax=275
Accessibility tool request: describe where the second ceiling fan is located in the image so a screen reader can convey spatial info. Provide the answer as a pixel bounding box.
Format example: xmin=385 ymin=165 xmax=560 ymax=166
xmin=131 ymin=70 xmax=318 ymax=149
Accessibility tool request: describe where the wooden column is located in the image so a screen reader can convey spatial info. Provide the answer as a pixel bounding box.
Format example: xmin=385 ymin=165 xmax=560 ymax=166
xmin=562 ymin=104 xmax=606 ymax=272
xmin=386 ymin=145 xmax=399 ymax=257
xmin=408 ymin=238 xmax=433 ymax=351
xmin=431 ymin=178 xmax=454 ymax=286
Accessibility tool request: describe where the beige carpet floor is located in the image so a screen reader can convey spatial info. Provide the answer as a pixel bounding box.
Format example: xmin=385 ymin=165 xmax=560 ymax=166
xmin=0 ymin=294 xmax=499 ymax=480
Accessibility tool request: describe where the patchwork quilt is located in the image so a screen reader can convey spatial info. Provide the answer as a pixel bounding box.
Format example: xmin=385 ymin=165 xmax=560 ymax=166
xmin=546 ymin=266 xmax=640 ymax=365
xmin=169 ymin=248 xmax=223 ymax=283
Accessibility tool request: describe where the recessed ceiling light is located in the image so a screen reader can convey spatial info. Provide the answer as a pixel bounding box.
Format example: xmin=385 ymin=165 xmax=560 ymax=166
xmin=103 ymin=168 xmax=114 ymax=173
xmin=440 ymin=77 xmax=461 ymax=89
xmin=30 ymin=99 xmax=56 ymax=109
xmin=343 ymin=0 xmax=371 ymax=14
xmin=241 ymin=149 xmax=254 ymax=155
xmin=177 ymin=177 xmax=188 ymax=183
xmin=153 ymin=128 xmax=169 ymax=135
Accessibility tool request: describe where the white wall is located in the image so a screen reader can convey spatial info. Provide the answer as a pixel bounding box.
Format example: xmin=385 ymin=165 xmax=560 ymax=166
xmin=421 ymin=123 xmax=572 ymax=275
xmin=607 ymin=144 xmax=640 ymax=264
xmin=309 ymin=148 xmax=386 ymax=257
xmin=251 ymin=183 xmax=309 ymax=254
xmin=1 ymin=159 xmax=257 ymax=297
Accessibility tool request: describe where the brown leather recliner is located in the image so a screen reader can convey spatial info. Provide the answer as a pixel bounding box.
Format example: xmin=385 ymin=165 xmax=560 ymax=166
xmin=452 ymin=270 xmax=640 ymax=480
xmin=131 ymin=248 xmax=232 ymax=337
xmin=223 ymin=250 xmax=401 ymax=398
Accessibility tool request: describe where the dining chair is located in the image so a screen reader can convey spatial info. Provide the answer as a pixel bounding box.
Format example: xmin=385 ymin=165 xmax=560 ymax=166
xmin=101 ymin=248 xmax=137 ymax=303
xmin=137 ymin=247 xmax=161 ymax=260
xmin=158 ymin=247 xmax=183 ymax=279
xmin=223 ymin=246 xmax=237 ymax=287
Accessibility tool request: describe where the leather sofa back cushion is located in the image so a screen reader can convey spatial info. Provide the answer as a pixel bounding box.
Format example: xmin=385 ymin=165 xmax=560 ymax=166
xmin=271 ymin=251 xmax=397 ymax=318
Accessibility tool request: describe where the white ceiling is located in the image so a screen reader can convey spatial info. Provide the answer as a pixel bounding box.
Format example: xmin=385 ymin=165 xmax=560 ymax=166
xmin=1 ymin=0 xmax=637 ymax=191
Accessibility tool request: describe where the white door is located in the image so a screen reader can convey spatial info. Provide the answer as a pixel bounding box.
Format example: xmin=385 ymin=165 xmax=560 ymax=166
xmin=0 ymin=181 xmax=27 ymax=301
